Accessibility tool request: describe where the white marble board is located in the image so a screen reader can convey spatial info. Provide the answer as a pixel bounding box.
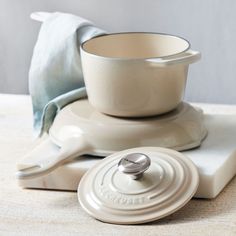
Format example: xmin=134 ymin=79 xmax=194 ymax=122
xmin=17 ymin=106 xmax=236 ymax=199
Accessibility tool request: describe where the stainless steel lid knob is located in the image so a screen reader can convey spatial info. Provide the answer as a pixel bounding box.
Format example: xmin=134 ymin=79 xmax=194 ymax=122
xmin=117 ymin=153 xmax=151 ymax=180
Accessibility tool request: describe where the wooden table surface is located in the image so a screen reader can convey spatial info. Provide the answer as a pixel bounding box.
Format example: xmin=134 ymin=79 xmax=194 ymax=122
xmin=0 ymin=94 xmax=235 ymax=236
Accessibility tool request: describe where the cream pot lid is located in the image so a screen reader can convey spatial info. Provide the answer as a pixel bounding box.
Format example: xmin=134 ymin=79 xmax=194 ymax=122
xmin=78 ymin=147 xmax=199 ymax=224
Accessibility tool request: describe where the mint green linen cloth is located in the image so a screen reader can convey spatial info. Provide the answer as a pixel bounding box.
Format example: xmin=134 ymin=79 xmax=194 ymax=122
xmin=29 ymin=12 xmax=106 ymax=137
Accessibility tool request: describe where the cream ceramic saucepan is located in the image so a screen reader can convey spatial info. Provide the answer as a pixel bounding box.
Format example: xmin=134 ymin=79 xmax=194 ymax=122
xmin=16 ymin=99 xmax=207 ymax=179
xmin=81 ymin=32 xmax=201 ymax=117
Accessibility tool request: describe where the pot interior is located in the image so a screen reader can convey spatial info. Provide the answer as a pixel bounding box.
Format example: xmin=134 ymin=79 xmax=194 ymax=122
xmin=82 ymin=33 xmax=190 ymax=59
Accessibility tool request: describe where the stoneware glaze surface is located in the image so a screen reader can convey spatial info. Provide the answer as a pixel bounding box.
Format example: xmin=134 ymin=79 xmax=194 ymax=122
xmin=78 ymin=147 xmax=199 ymax=224
xmin=50 ymin=99 xmax=207 ymax=153
xmin=81 ymin=33 xmax=201 ymax=117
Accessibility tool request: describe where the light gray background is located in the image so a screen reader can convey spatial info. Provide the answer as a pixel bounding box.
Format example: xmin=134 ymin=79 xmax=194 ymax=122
xmin=0 ymin=0 xmax=235 ymax=104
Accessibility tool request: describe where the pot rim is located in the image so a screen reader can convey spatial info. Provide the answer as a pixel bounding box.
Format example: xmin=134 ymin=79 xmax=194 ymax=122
xmin=80 ymin=32 xmax=191 ymax=61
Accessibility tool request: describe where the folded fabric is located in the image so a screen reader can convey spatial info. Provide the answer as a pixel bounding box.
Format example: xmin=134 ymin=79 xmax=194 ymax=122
xmin=29 ymin=12 xmax=106 ymax=137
